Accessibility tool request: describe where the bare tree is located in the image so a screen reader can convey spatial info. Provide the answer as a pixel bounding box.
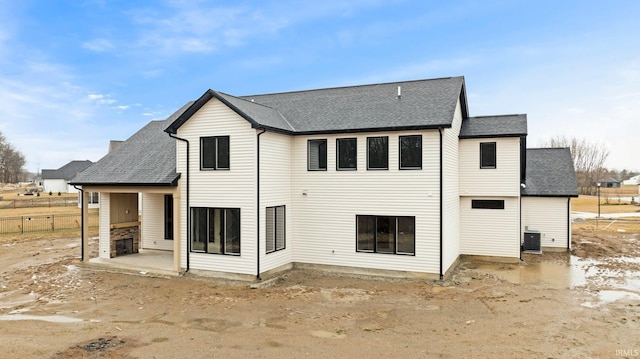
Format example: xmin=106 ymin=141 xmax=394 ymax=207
xmin=540 ymin=136 xmax=609 ymax=195
xmin=0 ymin=131 xmax=27 ymax=183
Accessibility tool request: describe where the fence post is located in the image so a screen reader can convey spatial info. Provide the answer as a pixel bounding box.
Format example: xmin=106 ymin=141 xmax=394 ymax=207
xmin=21 ymin=216 xmax=24 ymax=234
xmin=52 ymin=215 xmax=55 ymax=232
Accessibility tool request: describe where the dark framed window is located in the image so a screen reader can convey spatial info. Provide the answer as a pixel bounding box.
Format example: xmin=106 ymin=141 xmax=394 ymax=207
xmin=367 ymin=136 xmax=388 ymax=170
xmin=89 ymin=192 xmax=99 ymax=204
xmin=201 ymin=136 xmax=230 ymax=170
xmin=164 ymin=194 xmax=173 ymax=240
xmin=356 ymin=215 xmax=415 ymax=255
xmin=336 ymin=138 xmax=357 ymax=170
xmin=190 ymin=207 xmax=240 ymax=255
xmin=266 ymin=205 xmax=285 ymax=254
xmin=480 ymin=142 xmax=496 ymax=169
xmin=399 ymin=135 xmax=422 ymax=169
xmin=471 ymin=200 xmax=505 ymax=209
xmin=307 ymin=139 xmax=327 ymax=171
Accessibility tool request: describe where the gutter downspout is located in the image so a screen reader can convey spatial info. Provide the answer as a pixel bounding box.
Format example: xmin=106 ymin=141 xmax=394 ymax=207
xmin=169 ymin=133 xmax=190 ymax=272
xmin=256 ymin=129 xmax=267 ymax=281
xmin=73 ymin=185 xmax=84 ymax=261
xmin=438 ymin=128 xmax=443 ymax=280
xmin=567 ymin=197 xmax=571 ymax=251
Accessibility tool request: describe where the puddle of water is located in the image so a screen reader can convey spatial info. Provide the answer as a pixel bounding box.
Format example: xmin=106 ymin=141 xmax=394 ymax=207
xmin=581 ymin=290 xmax=640 ymax=308
xmin=468 ymin=255 xmax=640 ymax=291
xmin=0 ymin=314 xmax=83 ymax=323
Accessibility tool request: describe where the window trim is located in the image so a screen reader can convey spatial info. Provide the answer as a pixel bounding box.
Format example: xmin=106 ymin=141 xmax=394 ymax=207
xmin=471 ymin=199 xmax=505 ymax=209
xmin=336 ymin=137 xmax=357 ymax=171
xmin=480 ymin=142 xmax=497 ymax=169
xmin=190 ymin=207 xmax=241 ymax=255
xmin=399 ymin=135 xmax=422 ymax=170
xmin=265 ymin=205 xmax=286 ymax=254
xmin=200 ymin=136 xmax=230 ymax=171
xmin=307 ymin=139 xmax=328 ymax=171
xmin=355 ymin=215 xmax=415 ymax=255
xmin=366 ymin=136 xmax=389 ymax=170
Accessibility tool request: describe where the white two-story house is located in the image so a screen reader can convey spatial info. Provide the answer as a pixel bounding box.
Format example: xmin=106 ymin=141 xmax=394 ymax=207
xmin=71 ymin=76 xmax=578 ymax=280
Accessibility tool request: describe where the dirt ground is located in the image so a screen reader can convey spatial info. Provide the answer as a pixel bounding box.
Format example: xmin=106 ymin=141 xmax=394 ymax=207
xmin=1 ymin=229 xmax=639 ymax=358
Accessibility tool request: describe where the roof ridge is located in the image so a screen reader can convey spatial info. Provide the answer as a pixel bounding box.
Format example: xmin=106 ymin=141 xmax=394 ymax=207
xmin=240 ymin=76 xmax=463 ymax=98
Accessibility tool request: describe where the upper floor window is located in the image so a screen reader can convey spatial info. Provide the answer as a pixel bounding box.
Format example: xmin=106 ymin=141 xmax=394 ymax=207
xmin=471 ymin=199 xmax=505 ymax=209
xmin=201 ymin=136 xmax=230 ymax=170
xmin=336 ymin=138 xmax=357 ymax=170
xmin=308 ymin=139 xmax=327 ymax=171
xmin=399 ymin=135 xmax=422 ymax=169
xmin=480 ymin=142 xmax=496 ymax=169
xmin=367 ymin=136 xmax=388 ymax=170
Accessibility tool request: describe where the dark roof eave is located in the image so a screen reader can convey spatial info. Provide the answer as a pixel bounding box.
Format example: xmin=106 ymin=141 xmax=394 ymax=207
xmin=70 ymin=174 xmax=181 ymax=188
xmin=521 ymin=194 xmax=579 ymax=198
xmin=459 ymin=133 xmax=527 ymax=139
xmin=289 ymin=124 xmax=453 ymax=136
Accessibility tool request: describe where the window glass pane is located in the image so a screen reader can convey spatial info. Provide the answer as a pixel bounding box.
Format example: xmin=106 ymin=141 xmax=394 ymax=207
xmin=164 ymin=195 xmax=173 ymax=240
xmin=308 ymin=139 xmax=327 ymax=170
xmin=337 ymin=138 xmax=357 ymax=170
xmin=266 ymin=207 xmax=275 ymax=253
xmin=225 ymin=209 xmax=241 ymax=254
xmin=471 ymin=200 xmax=505 ymax=209
xmin=376 ymin=216 xmax=395 ymax=253
xmin=191 ymin=208 xmax=207 ymax=252
xmin=275 ymin=206 xmax=285 ymax=250
xmin=217 ymin=136 xmax=230 ymax=169
xmin=480 ymin=142 xmax=496 ymax=168
xmin=201 ymin=137 xmax=216 ymax=169
xmin=367 ymin=137 xmax=388 ymax=169
xmin=357 ymin=216 xmax=375 ymax=251
xmin=400 ymin=135 xmax=422 ymax=169
xmin=397 ymin=217 xmax=415 ymax=254
xmin=207 ymin=209 xmax=222 ymax=254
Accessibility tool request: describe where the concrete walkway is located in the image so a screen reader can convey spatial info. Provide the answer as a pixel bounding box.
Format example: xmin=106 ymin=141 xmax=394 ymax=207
xmin=87 ymin=249 xmax=178 ymax=277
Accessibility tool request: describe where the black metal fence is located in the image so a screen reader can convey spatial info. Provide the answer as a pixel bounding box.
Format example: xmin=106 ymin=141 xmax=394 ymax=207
xmin=0 ymin=213 xmax=99 ymax=235
xmin=0 ymin=197 xmax=79 ymax=209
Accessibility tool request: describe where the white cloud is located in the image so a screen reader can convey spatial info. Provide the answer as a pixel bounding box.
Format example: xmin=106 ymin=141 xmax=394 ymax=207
xmin=115 ymin=105 xmax=130 ymax=110
xmin=82 ymin=38 xmax=115 ymax=52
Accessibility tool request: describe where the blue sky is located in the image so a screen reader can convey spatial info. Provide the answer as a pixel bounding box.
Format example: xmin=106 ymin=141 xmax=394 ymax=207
xmin=1 ymin=0 xmax=638 ymax=173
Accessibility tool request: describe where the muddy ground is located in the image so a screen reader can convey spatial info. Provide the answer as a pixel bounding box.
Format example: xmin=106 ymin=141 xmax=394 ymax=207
xmin=1 ymin=228 xmax=639 ymax=359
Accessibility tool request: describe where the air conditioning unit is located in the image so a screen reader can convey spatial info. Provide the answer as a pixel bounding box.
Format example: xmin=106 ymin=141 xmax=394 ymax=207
xmin=523 ymin=230 xmax=541 ymax=252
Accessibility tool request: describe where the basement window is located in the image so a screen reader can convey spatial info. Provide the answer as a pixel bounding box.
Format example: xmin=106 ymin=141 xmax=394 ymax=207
xmin=471 ymin=200 xmax=505 ymax=209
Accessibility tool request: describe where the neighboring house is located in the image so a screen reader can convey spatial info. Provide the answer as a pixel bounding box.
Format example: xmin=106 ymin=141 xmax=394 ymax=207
xmin=71 ymin=76 xmax=578 ymax=280
xmin=598 ymin=177 xmax=621 ymax=188
xmin=41 ymin=160 xmax=93 ymax=194
xmin=623 ymin=175 xmax=639 ymax=185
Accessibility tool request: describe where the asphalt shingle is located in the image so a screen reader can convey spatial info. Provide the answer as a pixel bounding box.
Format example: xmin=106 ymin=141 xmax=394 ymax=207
xmin=70 ymin=102 xmax=192 ymax=186
xmin=41 ymin=160 xmax=93 ymax=180
xmin=459 ymin=114 xmax=528 ymax=139
xmin=522 ymin=148 xmax=578 ymax=197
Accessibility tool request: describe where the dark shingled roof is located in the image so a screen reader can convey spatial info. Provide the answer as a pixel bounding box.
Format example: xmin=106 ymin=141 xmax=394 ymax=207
xmin=459 ymin=114 xmax=527 ymax=139
xmin=522 ymin=148 xmax=578 ymax=197
xmin=166 ymin=76 xmax=468 ymax=134
xmin=41 ymin=160 xmax=93 ymax=180
xmin=70 ymin=102 xmax=193 ymax=186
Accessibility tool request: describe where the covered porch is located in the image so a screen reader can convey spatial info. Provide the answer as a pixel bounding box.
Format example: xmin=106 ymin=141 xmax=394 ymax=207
xmin=79 ymin=185 xmax=182 ymax=273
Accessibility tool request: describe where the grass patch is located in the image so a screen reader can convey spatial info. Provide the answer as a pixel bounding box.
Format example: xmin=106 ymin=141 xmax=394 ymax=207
xmin=572 ymin=196 xmax=640 ymax=214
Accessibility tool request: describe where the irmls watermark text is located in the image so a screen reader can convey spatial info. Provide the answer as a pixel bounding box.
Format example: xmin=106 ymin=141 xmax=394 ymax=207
xmin=616 ymin=349 xmax=640 ymax=357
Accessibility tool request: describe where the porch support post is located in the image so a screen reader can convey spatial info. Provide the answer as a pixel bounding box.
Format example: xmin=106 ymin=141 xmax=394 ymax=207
xmin=173 ymin=187 xmax=181 ymax=272
xmin=81 ymin=190 xmax=90 ymax=261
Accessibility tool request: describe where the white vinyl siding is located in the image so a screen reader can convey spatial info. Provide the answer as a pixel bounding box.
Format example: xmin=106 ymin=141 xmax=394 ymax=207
xmin=460 ymin=196 xmax=520 ymax=258
xmin=459 ymin=137 xmax=521 ymax=197
xmin=442 ymin=99 xmax=462 ymax=273
xmin=175 ymin=98 xmax=257 ymax=275
xmin=259 ymin=131 xmax=293 ymax=272
xmin=522 ymin=197 xmax=570 ymax=249
xmin=141 ymin=193 xmax=173 ymax=251
xmin=42 ymin=179 xmax=67 ymax=194
xmin=98 ymin=193 xmax=110 ymax=259
xmin=292 ymin=130 xmax=440 ymax=274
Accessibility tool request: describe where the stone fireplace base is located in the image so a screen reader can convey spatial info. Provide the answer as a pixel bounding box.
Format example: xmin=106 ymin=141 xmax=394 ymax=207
xmin=110 ymin=222 xmax=140 ymax=258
